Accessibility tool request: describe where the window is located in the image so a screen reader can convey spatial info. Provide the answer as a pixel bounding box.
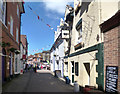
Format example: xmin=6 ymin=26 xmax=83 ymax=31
xmin=76 ymin=19 xmax=82 ymax=44
xmin=10 ymin=16 xmax=13 ymax=36
xmin=16 ymin=28 xmax=18 ymax=43
xmin=72 ymin=61 xmax=74 ymax=73
xmin=64 ymin=33 xmax=69 ymax=35
xmin=75 ymin=62 xmax=79 ymax=76
xmin=65 ymin=62 xmax=68 ymax=72
xmin=15 ymin=55 xmax=17 ymax=72
xmin=17 ymin=5 xmax=19 ymax=18
xmin=0 ymin=0 xmax=6 ymax=24
xmin=78 ymin=24 xmax=82 ymax=40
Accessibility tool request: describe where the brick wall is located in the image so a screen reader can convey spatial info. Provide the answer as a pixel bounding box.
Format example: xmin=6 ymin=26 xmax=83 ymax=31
xmin=118 ymin=26 xmax=120 ymax=91
xmin=104 ymin=26 xmax=120 ymax=92
xmin=100 ymin=10 xmax=120 ymax=92
xmin=1 ymin=2 xmax=21 ymax=79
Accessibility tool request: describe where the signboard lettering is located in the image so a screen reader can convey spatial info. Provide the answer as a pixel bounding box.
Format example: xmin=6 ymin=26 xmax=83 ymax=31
xmin=105 ymin=66 xmax=118 ymax=93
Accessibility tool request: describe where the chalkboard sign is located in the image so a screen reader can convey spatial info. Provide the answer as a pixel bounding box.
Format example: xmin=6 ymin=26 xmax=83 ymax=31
xmin=105 ymin=66 xmax=118 ymax=93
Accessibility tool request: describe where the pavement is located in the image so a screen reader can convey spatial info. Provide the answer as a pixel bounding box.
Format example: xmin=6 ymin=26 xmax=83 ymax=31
xmin=2 ymin=69 xmax=77 ymax=93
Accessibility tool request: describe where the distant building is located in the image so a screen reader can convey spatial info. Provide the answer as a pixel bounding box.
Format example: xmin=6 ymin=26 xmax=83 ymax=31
xmin=27 ymin=51 xmax=50 ymax=68
xmin=21 ymin=35 xmax=28 ymax=71
xmin=28 ymin=55 xmax=34 ymax=65
xmin=20 ymin=35 xmax=28 ymax=74
xmin=50 ymin=5 xmax=73 ymax=77
xmin=42 ymin=50 xmax=50 ymax=62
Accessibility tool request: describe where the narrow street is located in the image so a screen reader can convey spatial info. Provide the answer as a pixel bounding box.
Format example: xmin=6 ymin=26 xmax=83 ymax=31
xmin=3 ymin=70 xmax=75 ymax=93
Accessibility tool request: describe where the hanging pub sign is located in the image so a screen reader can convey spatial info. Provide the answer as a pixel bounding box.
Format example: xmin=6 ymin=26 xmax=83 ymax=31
xmin=105 ymin=66 xmax=118 ymax=93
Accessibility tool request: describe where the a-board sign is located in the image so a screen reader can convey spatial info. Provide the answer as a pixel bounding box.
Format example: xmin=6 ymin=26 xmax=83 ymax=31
xmin=105 ymin=66 xmax=118 ymax=93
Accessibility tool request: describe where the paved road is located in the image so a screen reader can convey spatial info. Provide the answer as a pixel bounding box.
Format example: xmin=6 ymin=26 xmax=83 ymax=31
xmin=3 ymin=70 xmax=75 ymax=93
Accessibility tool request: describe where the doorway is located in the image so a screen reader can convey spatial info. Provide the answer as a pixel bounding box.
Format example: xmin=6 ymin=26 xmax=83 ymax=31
xmin=83 ymin=63 xmax=90 ymax=85
xmin=2 ymin=48 xmax=6 ymax=82
xmin=71 ymin=61 xmax=74 ymax=83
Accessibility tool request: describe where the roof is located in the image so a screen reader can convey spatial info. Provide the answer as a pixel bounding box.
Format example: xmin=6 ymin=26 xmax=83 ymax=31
xmin=100 ymin=10 xmax=120 ymax=33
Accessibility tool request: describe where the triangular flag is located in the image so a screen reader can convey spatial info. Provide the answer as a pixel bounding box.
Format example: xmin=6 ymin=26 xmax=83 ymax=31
xmin=47 ymin=24 xmax=51 ymax=27
xmin=37 ymin=16 xmax=40 ymax=20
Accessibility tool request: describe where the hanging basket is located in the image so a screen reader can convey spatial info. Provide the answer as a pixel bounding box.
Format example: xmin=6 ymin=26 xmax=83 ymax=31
xmin=0 ymin=42 xmax=11 ymax=48
xmin=9 ymin=48 xmax=16 ymax=52
xmin=15 ymin=50 xmax=20 ymax=54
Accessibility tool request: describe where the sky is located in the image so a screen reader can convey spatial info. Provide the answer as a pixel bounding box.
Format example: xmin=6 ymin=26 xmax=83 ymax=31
xmin=21 ymin=1 xmax=74 ymax=56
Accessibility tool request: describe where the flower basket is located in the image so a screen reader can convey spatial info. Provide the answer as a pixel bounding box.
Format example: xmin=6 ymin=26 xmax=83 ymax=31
xmin=15 ymin=50 xmax=20 ymax=54
xmin=9 ymin=48 xmax=16 ymax=52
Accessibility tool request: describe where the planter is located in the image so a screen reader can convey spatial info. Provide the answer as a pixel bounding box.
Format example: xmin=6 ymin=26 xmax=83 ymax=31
xmin=15 ymin=50 xmax=20 ymax=54
xmin=74 ymin=42 xmax=83 ymax=50
xmin=9 ymin=48 xmax=16 ymax=52
xmin=0 ymin=42 xmax=11 ymax=48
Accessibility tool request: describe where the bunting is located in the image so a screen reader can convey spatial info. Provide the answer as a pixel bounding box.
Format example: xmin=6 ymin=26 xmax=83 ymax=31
xmin=47 ymin=24 xmax=51 ymax=27
xmin=28 ymin=44 xmax=52 ymax=54
xmin=28 ymin=5 xmax=55 ymax=32
xmin=37 ymin=16 xmax=40 ymax=20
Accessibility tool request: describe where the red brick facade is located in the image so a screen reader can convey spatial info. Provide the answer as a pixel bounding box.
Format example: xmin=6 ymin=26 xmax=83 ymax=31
xmin=1 ymin=2 xmax=24 ymax=81
xmin=100 ymin=10 xmax=120 ymax=92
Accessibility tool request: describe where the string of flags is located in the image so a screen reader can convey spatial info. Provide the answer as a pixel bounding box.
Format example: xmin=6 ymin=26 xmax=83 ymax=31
xmin=21 ymin=2 xmax=54 ymax=54
xmin=28 ymin=5 xmax=55 ymax=32
xmin=28 ymin=44 xmax=52 ymax=54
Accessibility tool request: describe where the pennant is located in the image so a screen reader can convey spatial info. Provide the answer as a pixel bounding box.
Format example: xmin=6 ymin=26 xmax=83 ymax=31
xmin=28 ymin=5 xmax=32 ymax=10
xmin=47 ymin=24 xmax=51 ymax=27
xmin=37 ymin=16 xmax=40 ymax=20
xmin=28 ymin=5 xmax=55 ymax=32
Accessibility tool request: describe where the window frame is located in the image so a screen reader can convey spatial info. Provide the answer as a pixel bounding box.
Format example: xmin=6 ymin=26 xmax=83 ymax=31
xmin=10 ymin=16 xmax=13 ymax=36
xmin=17 ymin=5 xmax=19 ymax=18
xmin=78 ymin=24 xmax=82 ymax=40
xmin=16 ymin=28 xmax=18 ymax=43
xmin=75 ymin=62 xmax=79 ymax=76
xmin=0 ymin=1 xmax=6 ymax=25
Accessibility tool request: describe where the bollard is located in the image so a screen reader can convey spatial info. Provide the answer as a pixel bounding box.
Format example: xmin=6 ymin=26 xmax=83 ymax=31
xmin=74 ymin=81 xmax=79 ymax=92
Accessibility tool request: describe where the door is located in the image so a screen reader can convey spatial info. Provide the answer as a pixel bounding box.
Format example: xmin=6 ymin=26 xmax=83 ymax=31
xmin=2 ymin=48 xmax=6 ymax=82
xmin=84 ymin=63 xmax=90 ymax=85
xmin=71 ymin=61 xmax=74 ymax=83
xmin=9 ymin=53 xmax=12 ymax=75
